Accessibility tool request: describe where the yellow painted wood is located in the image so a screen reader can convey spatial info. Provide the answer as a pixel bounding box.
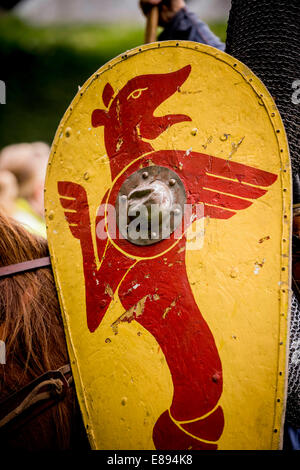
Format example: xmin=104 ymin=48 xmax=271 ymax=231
xmin=45 ymin=41 xmax=291 ymax=450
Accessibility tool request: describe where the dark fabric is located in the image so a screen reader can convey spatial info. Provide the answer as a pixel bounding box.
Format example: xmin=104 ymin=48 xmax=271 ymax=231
xmin=293 ymin=173 xmax=300 ymax=206
xmin=284 ymin=423 xmax=300 ymax=450
xmin=226 ymin=0 xmax=300 ymax=176
xmin=158 ymin=7 xmax=225 ymax=51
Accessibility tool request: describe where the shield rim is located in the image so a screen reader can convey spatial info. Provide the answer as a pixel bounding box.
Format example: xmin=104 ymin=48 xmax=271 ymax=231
xmin=45 ymin=40 xmax=292 ymax=450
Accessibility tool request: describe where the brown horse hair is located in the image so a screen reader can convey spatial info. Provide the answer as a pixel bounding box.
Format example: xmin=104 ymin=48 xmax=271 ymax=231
xmin=0 ymin=210 xmax=88 ymax=450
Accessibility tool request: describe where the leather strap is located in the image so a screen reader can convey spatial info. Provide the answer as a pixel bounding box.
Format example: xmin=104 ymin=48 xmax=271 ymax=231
xmin=0 ymin=256 xmax=51 ymax=279
xmin=0 ymin=364 xmax=72 ymax=435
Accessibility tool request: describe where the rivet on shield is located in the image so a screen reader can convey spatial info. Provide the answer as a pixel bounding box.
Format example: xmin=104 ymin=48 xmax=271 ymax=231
xmin=65 ymin=127 xmax=72 ymax=137
xmin=116 ymin=165 xmax=186 ymax=246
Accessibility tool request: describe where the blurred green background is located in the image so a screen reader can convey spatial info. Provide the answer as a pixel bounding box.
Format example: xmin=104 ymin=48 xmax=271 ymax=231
xmin=0 ymin=13 xmax=227 ymax=149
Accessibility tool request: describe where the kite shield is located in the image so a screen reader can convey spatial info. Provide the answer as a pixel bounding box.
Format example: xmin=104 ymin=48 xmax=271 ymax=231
xmin=45 ymin=42 xmax=292 ymax=450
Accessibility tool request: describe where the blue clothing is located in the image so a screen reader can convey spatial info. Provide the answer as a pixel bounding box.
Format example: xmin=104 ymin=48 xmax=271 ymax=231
xmin=158 ymin=7 xmax=225 ymax=51
xmin=284 ymin=424 xmax=300 ymax=450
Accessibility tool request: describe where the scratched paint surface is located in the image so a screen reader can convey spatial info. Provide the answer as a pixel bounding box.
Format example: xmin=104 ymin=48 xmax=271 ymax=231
xmin=45 ymin=42 xmax=291 ymax=450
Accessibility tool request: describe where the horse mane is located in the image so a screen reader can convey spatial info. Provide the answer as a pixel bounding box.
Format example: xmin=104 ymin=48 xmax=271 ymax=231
xmin=0 ymin=210 xmax=88 ymax=449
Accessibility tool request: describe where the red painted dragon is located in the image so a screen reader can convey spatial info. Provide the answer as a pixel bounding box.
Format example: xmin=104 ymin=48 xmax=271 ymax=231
xmin=58 ymin=64 xmax=277 ymax=449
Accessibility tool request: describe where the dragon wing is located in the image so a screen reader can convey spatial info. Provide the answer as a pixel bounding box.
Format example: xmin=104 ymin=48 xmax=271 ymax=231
xmin=182 ymin=152 xmax=278 ymax=220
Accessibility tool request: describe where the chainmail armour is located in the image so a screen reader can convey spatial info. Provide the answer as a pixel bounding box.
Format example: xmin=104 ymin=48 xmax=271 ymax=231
xmin=226 ymin=0 xmax=300 ymax=427
xmin=226 ymin=0 xmax=300 ymax=175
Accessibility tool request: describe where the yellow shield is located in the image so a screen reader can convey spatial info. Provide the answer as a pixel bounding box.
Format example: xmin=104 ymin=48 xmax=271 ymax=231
xmin=45 ymin=42 xmax=291 ymax=450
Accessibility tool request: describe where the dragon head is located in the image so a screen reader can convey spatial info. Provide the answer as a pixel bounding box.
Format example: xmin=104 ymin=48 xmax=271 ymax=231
xmin=92 ymin=65 xmax=192 ymax=169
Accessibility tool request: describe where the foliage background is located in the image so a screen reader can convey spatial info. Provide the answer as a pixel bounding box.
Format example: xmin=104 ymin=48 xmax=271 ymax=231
xmin=0 ymin=14 xmax=227 ymax=148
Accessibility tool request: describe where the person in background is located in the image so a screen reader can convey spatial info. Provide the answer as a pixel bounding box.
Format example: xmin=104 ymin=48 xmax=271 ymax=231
xmin=0 ymin=142 xmax=49 ymax=238
xmin=0 ymin=170 xmax=18 ymax=217
xmin=140 ymin=0 xmax=225 ymax=50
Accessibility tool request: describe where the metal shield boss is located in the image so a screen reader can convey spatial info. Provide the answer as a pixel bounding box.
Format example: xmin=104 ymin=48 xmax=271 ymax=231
xmin=45 ymin=42 xmax=292 ymax=450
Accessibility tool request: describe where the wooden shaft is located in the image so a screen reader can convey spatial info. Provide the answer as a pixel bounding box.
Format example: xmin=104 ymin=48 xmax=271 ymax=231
xmin=144 ymin=5 xmax=159 ymax=44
